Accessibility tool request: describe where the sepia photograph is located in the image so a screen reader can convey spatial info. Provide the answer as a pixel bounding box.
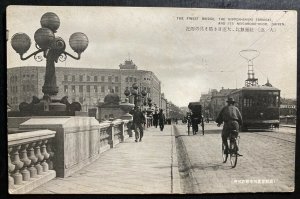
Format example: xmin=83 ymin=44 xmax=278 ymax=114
xmin=6 ymin=5 xmax=296 ymax=194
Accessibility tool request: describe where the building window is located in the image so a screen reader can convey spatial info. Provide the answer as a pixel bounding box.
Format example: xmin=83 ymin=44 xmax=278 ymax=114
xmin=130 ymin=77 xmax=133 ymax=82
xmin=87 ymin=85 xmax=90 ymax=92
xmin=72 ymin=85 xmax=75 ymax=93
xmin=94 ymin=76 xmax=98 ymax=82
xmin=23 ymin=85 xmax=26 ymax=91
xmin=79 ymin=85 xmax=83 ymax=93
xmin=115 ymin=86 xmax=119 ymax=93
xmin=87 ymin=76 xmax=90 ymax=82
xmin=72 ymin=97 xmax=76 ymax=103
xmin=94 ymin=86 xmax=98 ymax=92
xmin=134 ymin=78 xmax=137 ymax=82
xmin=101 ymin=86 xmax=105 ymax=93
xmin=64 ymin=85 xmax=68 ymax=92
xmin=115 ymin=76 xmax=118 ymax=82
xmin=31 ymin=74 xmax=34 ymax=79
xmin=101 ymin=76 xmax=105 ymax=82
xmin=108 ymin=86 xmax=112 ymax=93
xmin=31 ymin=85 xmax=34 ymax=91
xmin=72 ymin=75 xmax=75 ymax=82
xmin=26 ymin=85 xmax=30 ymax=92
xmin=108 ymin=76 xmax=112 ymax=82
xmin=126 ymin=77 xmax=128 ymax=82
xmin=79 ymin=75 xmax=83 ymax=82
xmin=64 ymin=75 xmax=68 ymax=81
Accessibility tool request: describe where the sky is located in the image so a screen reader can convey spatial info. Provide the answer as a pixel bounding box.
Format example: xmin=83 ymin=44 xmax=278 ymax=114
xmin=7 ymin=6 xmax=297 ymax=107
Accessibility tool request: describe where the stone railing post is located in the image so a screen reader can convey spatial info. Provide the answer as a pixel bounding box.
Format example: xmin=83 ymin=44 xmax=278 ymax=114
xmin=120 ymin=121 xmax=125 ymax=142
xmin=11 ymin=145 xmax=24 ymax=185
xmin=41 ymin=140 xmax=50 ymax=172
xmin=46 ymin=139 xmax=55 ymax=170
xmin=27 ymin=142 xmax=38 ymax=178
xmin=108 ymin=122 xmax=114 ymax=148
xmin=20 ymin=144 xmax=31 ymax=181
xmin=34 ymin=141 xmax=44 ymax=175
xmin=8 ymin=147 xmax=15 ymax=189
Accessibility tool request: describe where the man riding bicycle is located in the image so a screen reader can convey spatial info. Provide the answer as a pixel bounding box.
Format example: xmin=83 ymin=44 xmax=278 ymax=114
xmin=216 ymin=97 xmax=243 ymax=155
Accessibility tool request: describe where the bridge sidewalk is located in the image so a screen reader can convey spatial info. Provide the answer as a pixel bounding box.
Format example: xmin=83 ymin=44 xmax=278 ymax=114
xmin=29 ymin=125 xmax=181 ymax=194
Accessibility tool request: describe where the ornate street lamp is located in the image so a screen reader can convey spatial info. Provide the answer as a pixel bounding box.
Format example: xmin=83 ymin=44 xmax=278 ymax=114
xmin=124 ymin=83 xmax=147 ymax=107
xmin=144 ymin=97 xmax=153 ymax=116
xmin=11 ymin=12 xmax=88 ymax=113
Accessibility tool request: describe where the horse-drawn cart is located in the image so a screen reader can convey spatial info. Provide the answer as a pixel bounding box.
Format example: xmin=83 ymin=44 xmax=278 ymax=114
xmin=187 ymin=102 xmax=205 ymax=135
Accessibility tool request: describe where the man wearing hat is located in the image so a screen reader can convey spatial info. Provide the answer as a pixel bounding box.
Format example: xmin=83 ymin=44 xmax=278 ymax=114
xmin=132 ymin=106 xmax=146 ymax=142
xmin=216 ymin=97 xmax=243 ymax=156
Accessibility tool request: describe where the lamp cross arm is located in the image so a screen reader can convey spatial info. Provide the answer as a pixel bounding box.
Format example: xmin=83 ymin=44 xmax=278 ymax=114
xmin=20 ymin=49 xmax=44 ymax=61
xmin=63 ymin=51 xmax=81 ymax=60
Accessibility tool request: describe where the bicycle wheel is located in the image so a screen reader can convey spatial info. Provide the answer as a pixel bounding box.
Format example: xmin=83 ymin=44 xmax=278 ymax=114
xmin=222 ymin=143 xmax=228 ymax=163
xmin=229 ymin=139 xmax=238 ymax=168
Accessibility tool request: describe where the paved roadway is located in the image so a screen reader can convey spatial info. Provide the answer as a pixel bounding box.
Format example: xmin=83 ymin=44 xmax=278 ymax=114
xmin=174 ymin=122 xmax=296 ymax=193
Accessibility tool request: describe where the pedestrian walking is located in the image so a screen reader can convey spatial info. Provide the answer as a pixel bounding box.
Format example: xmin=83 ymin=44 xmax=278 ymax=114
xmin=132 ymin=106 xmax=146 ymax=142
xmin=153 ymin=110 xmax=159 ymax=128
xmin=216 ymin=97 xmax=243 ymax=158
xmin=158 ymin=109 xmax=166 ymax=131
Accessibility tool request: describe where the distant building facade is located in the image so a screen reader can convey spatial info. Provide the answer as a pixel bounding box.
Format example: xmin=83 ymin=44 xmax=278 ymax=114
xmin=210 ymin=87 xmax=237 ymax=119
xmin=7 ymin=59 xmax=162 ymax=112
xmin=199 ymin=89 xmax=217 ymax=119
xmin=280 ymin=98 xmax=296 ymax=116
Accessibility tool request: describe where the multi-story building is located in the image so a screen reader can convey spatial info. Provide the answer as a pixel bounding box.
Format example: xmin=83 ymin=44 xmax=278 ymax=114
xmin=160 ymin=93 xmax=168 ymax=117
xmin=199 ymin=89 xmax=217 ymax=118
xmin=7 ymin=59 xmax=162 ymax=112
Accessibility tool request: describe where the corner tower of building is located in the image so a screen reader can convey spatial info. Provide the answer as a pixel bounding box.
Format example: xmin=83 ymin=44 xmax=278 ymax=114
xmin=119 ymin=59 xmax=137 ymax=70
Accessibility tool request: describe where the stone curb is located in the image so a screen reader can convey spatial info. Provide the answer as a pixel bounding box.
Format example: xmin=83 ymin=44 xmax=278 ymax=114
xmin=173 ymin=125 xmax=200 ymax=193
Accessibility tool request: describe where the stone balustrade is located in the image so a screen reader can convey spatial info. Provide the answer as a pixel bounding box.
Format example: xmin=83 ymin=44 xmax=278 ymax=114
xmin=8 ymin=116 xmax=134 ymax=193
xmin=8 ymin=129 xmax=56 ymax=194
xmin=16 ymin=116 xmax=133 ymax=178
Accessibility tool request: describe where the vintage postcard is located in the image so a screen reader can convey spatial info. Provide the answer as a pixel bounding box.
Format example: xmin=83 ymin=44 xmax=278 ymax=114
xmin=7 ymin=6 xmax=296 ymax=194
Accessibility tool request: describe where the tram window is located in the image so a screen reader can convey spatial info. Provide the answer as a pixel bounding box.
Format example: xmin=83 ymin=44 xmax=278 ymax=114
xmin=243 ymin=98 xmax=253 ymax=107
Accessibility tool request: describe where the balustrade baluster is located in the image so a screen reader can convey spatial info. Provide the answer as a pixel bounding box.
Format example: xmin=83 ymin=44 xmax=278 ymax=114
xmin=34 ymin=141 xmax=44 ymax=175
xmin=27 ymin=142 xmax=38 ymax=178
xmin=41 ymin=140 xmax=50 ymax=172
xmin=20 ymin=144 xmax=31 ymax=181
xmin=8 ymin=147 xmax=15 ymax=188
xmin=11 ymin=145 xmax=24 ymax=185
xmin=46 ymin=139 xmax=55 ymax=170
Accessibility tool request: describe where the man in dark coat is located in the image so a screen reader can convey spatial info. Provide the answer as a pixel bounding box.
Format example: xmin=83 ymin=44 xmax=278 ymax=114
xmin=132 ymin=106 xmax=146 ymax=142
xmin=216 ymin=97 xmax=243 ymax=156
xmin=153 ymin=110 xmax=159 ymax=128
xmin=158 ymin=109 xmax=166 ymax=131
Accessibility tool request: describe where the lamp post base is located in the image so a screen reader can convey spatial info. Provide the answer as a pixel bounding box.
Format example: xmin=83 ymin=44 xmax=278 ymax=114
xmin=12 ymin=95 xmax=83 ymax=116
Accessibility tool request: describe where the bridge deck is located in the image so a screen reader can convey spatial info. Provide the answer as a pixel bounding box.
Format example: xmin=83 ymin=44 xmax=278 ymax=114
xmin=30 ymin=125 xmax=181 ymax=194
